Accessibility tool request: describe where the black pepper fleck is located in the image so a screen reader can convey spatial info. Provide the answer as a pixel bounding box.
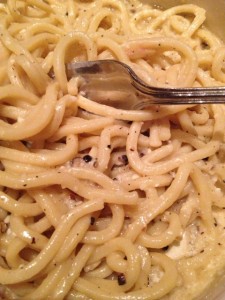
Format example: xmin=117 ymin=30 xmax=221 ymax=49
xmin=118 ymin=273 xmax=126 ymax=285
xmin=83 ymin=155 xmax=92 ymax=163
xmin=214 ymin=218 xmax=218 ymax=227
xmin=90 ymin=217 xmax=95 ymax=225
xmin=120 ymin=155 xmax=128 ymax=165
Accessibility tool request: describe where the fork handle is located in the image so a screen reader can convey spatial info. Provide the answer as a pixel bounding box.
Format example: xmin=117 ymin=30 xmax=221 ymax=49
xmin=133 ymin=85 xmax=225 ymax=107
xmin=129 ymin=72 xmax=225 ymax=107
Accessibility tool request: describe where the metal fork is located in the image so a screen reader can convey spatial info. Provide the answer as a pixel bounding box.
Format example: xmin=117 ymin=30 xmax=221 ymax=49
xmin=66 ymin=60 xmax=225 ymax=109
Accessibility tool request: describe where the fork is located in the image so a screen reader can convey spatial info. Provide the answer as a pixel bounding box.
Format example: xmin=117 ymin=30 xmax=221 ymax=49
xmin=66 ymin=60 xmax=225 ymax=109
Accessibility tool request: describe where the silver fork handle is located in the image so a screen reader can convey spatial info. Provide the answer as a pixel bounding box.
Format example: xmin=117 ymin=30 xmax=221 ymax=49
xmin=133 ymin=84 xmax=225 ymax=107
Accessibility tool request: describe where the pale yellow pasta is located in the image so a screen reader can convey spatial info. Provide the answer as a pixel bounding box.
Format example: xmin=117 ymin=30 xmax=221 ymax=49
xmin=0 ymin=1 xmax=225 ymax=300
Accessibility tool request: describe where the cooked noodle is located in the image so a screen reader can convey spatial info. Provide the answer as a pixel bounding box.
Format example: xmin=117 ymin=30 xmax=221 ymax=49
xmin=0 ymin=0 xmax=225 ymax=299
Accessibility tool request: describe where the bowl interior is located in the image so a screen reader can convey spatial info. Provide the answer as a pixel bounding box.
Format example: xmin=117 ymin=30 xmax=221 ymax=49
xmin=141 ymin=0 xmax=225 ymax=41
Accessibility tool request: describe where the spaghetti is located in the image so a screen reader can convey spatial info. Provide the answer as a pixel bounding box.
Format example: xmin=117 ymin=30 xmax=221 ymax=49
xmin=0 ymin=0 xmax=225 ymax=299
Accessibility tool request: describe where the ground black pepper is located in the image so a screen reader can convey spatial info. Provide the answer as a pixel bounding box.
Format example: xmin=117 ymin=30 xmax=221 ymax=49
xmin=90 ymin=217 xmax=95 ymax=225
xmin=118 ymin=273 xmax=126 ymax=285
xmin=83 ymin=155 xmax=92 ymax=163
